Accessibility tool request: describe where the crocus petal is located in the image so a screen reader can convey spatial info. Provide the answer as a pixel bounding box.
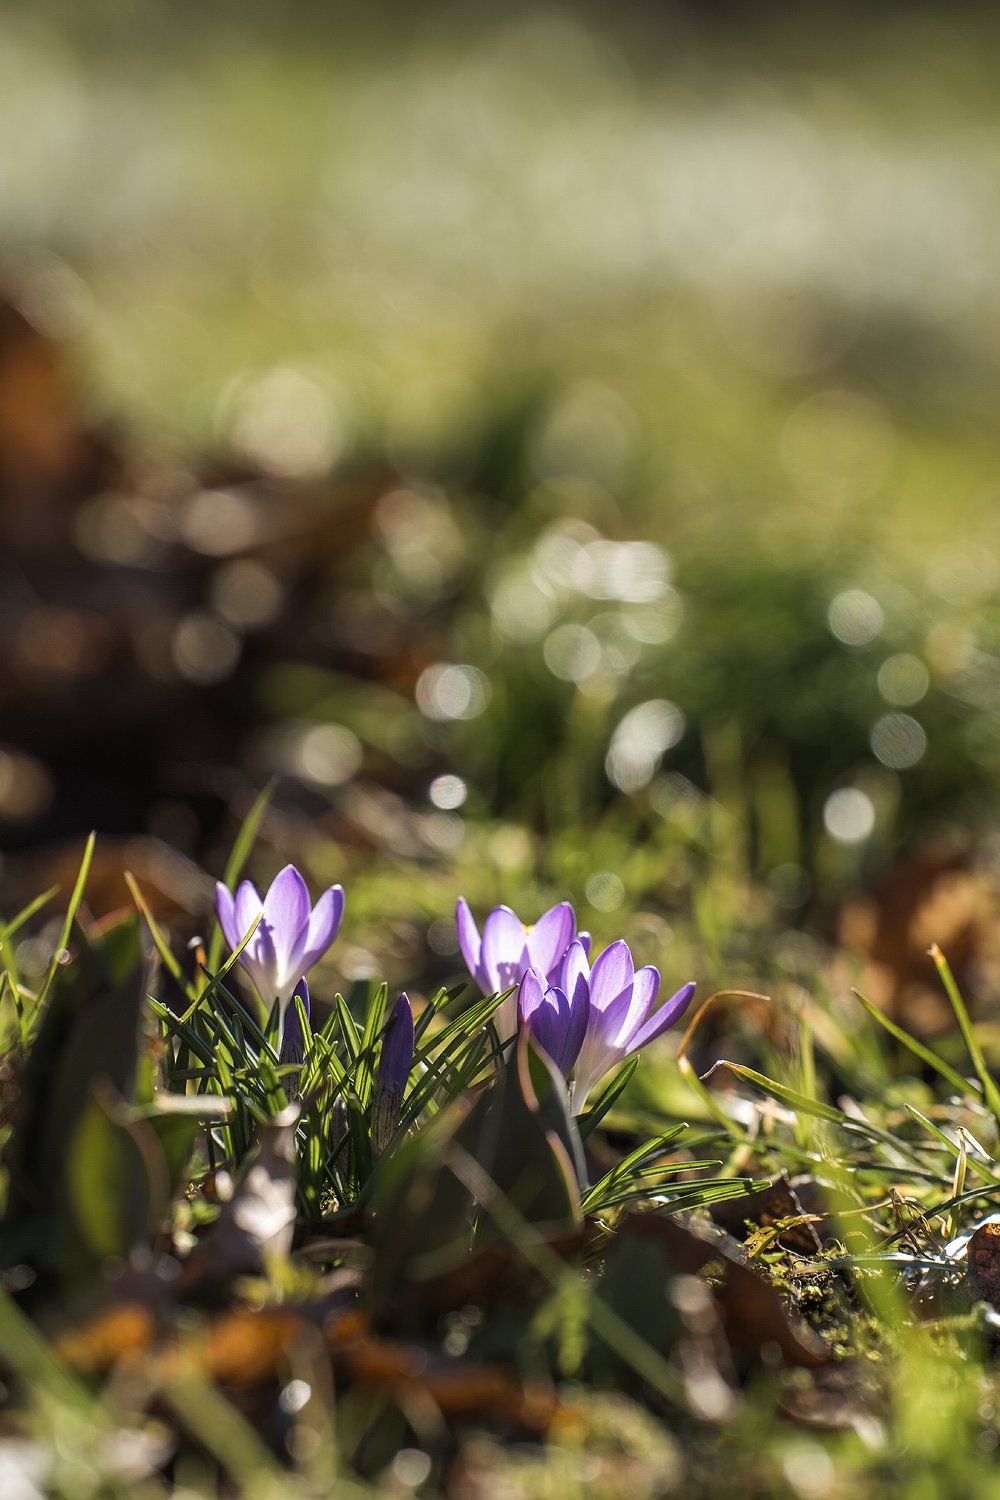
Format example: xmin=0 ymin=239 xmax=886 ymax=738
xmin=293 ymin=884 xmax=345 ymax=973
xmin=562 ymin=976 xmax=590 ymax=1073
xmin=615 ymin=965 xmax=661 ymax=1050
xmin=521 ymin=981 xmax=581 ymax=1074
xmin=572 ymin=1034 xmax=624 ymax=1106
xmin=559 ymin=939 xmax=591 ymax=1010
xmin=526 ymin=903 xmax=575 ymax=980
xmin=588 ymin=940 xmax=635 ymax=1012
xmin=215 ymin=882 xmax=241 ymax=951
xmin=629 ymin=980 xmax=696 ymax=1051
xmin=455 ymin=898 xmax=484 ymax=988
xmin=263 ymin=865 xmax=311 ymax=960
xmin=573 ymin=981 xmax=635 ymax=1102
xmin=493 ymin=992 xmax=520 ymax=1045
xmin=517 ymin=966 xmax=547 ymax=1025
xmin=279 ymin=977 xmax=311 ymax=1066
xmin=578 ymin=931 xmax=592 ymax=959
xmin=590 ymin=982 xmax=638 ymax=1052
xmin=234 ymin=879 xmax=263 ymax=938
xmin=373 ymin=993 xmax=414 ymax=1153
xmin=378 ymin=993 xmax=415 ymax=1096
xmin=246 ymin=919 xmax=280 ymax=1001
xmin=481 ymin=905 xmax=530 ymax=993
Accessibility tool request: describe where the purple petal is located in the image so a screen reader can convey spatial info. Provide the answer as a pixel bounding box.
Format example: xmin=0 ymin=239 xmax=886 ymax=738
xmin=588 ymin=940 xmax=635 ymax=1012
xmin=524 ymin=983 xmax=577 ymax=1074
xmin=263 ymin=865 xmax=311 ymax=959
xmin=573 ymin=1032 xmax=624 ymax=1105
xmin=578 ymin=931 xmax=592 ymax=959
xmin=293 ymin=885 xmax=345 ymax=973
xmin=279 ymin=977 xmax=311 ymax=1065
xmin=629 ymin=980 xmax=697 ymax=1051
xmin=378 ymin=993 xmax=415 ymax=1096
xmin=215 ymin=882 xmax=240 ymax=951
xmin=244 ymin=919 xmax=279 ymax=1000
xmin=517 ymin=966 xmax=546 ymax=1024
xmin=615 ymin=965 xmax=661 ymax=1049
xmin=455 ymin=898 xmax=484 ymax=988
xmin=526 ymin=903 xmax=575 ymax=980
xmin=234 ymin=879 xmax=263 ymax=938
xmin=589 ymin=982 xmax=637 ymax=1052
xmin=562 ymin=976 xmax=590 ymax=1072
xmin=559 ymin=940 xmax=591 ymax=1010
xmin=481 ymin=905 xmax=530 ymax=993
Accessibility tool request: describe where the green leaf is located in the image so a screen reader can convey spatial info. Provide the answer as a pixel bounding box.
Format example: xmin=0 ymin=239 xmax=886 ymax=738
xmin=0 ymin=912 xmax=147 ymax=1274
xmin=65 ymin=1085 xmax=160 ymax=1265
xmin=702 ymin=1060 xmax=846 ymax=1123
xmin=577 ymin=1057 xmax=639 ymax=1140
xmin=354 ymin=981 xmax=388 ymax=1110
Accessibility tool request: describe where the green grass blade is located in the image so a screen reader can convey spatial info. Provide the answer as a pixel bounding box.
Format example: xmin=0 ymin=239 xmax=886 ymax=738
xmin=206 ymin=780 xmax=276 ymax=972
xmin=702 ymin=1060 xmax=846 ymax=1123
xmin=37 ymin=831 xmax=95 ymax=1006
xmin=354 ymin=981 xmax=388 ymax=1109
xmin=930 ymin=944 xmax=1000 ymax=1126
xmin=0 ymin=884 xmax=59 ymax=944
xmin=854 ymin=987 xmax=978 ymax=1099
xmin=577 ymin=1057 xmax=639 ymax=1140
xmin=125 ymin=870 xmax=192 ymax=996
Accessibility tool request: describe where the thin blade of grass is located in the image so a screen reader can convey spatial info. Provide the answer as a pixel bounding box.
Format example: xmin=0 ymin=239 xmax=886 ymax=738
xmin=0 ymin=884 xmax=59 ymax=944
xmin=854 ymin=988 xmax=978 ymax=1099
xmin=354 ymin=981 xmax=388 ymax=1109
xmin=37 ymin=831 xmax=95 ymax=1007
xmin=930 ymin=943 xmax=1000 ymax=1126
xmin=125 ymin=870 xmax=191 ymax=995
xmin=206 ymin=781 xmax=276 ymax=973
xmin=701 ymin=1060 xmax=846 ymax=1123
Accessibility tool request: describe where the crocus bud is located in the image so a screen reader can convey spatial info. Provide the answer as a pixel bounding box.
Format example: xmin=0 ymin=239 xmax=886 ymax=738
xmin=277 ymin=972 xmax=308 ymax=1104
xmin=372 ymin=993 xmax=414 ymax=1154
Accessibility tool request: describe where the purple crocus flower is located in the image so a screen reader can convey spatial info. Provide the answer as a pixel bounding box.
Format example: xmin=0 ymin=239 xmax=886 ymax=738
xmin=372 ymin=993 xmax=414 ymax=1153
xmin=455 ymin=898 xmax=589 ymax=1042
xmin=215 ymin=864 xmax=345 ymax=1027
xmin=560 ymin=938 xmax=696 ymax=1108
xmin=517 ymin=966 xmax=589 ymax=1077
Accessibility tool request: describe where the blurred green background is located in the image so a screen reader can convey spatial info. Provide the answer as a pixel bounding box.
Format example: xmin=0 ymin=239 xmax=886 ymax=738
xmin=4 ymin=0 xmax=1000 ymax=1016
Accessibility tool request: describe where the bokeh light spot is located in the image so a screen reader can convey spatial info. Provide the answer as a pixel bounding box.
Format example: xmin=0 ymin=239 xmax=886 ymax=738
xmin=870 ymin=713 xmax=926 ymax=769
xmin=172 ymin=612 xmax=241 ymax=684
xmin=585 ymin=870 xmax=625 ymax=911
xmin=606 ymin=699 xmax=686 ymax=793
xmin=823 ymin=787 xmax=876 ymax=843
xmin=415 ymin=664 xmax=490 ymax=721
xmin=543 ymin=623 xmax=602 ymax=682
xmin=429 ymin=774 xmax=467 ymax=810
xmin=211 ymin=559 xmax=285 ymax=629
xmin=827 ymin=589 xmax=883 ymax=646
xmin=297 ymin=724 xmax=363 ymax=786
xmin=877 ymin=653 xmax=930 ymax=706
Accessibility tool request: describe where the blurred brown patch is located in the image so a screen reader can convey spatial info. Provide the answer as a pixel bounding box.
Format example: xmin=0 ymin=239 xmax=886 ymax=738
xmin=615 ymin=1212 xmax=827 ymax=1370
xmin=837 ymin=841 xmax=1000 ymax=1035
